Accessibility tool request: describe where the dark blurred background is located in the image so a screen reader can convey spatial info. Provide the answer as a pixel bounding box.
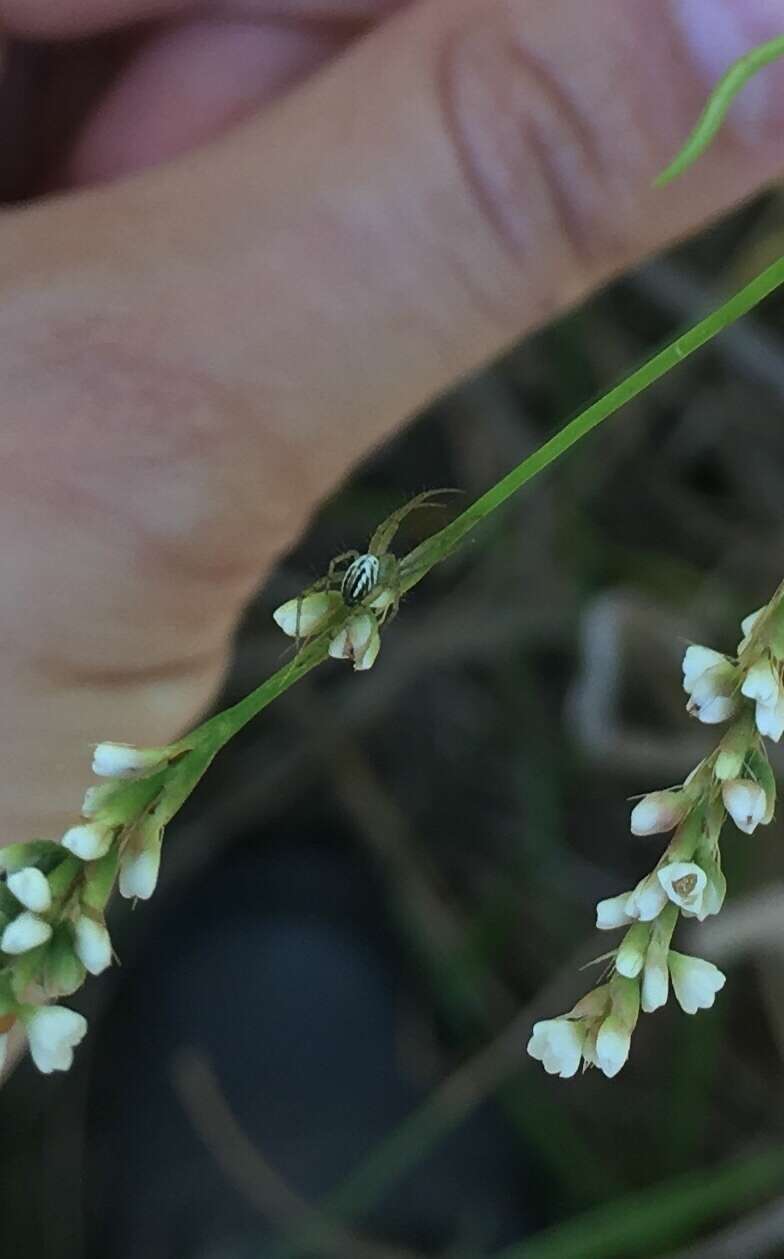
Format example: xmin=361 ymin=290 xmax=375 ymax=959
xmin=4 ymin=38 xmax=784 ymax=1259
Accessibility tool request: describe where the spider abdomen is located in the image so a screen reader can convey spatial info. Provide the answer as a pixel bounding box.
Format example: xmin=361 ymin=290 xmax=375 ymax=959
xmin=341 ymin=554 xmax=381 ymax=606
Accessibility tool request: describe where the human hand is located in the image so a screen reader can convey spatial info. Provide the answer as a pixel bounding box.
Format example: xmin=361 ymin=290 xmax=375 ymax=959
xmin=1 ymin=0 xmax=783 ymax=838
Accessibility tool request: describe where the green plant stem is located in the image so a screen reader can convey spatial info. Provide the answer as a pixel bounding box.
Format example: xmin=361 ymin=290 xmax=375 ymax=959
xmin=190 ymin=249 xmax=784 ymax=762
xmin=401 ymin=253 xmax=784 ymax=583
xmin=656 ymin=33 xmax=784 ymax=186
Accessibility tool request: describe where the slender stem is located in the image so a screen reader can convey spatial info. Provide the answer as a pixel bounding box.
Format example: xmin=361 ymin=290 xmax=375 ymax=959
xmin=656 ymin=34 xmax=784 ymax=186
xmin=401 ymin=253 xmax=784 ymax=585
xmin=191 ymin=252 xmax=784 ymax=754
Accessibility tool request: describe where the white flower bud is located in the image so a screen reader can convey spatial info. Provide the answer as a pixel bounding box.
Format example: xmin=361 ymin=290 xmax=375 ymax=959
xmin=686 ymin=665 xmax=737 ymax=725
xmin=741 ymin=659 xmax=780 ymax=707
xmin=73 ymin=916 xmax=113 ymax=976
xmin=61 ymin=823 xmax=114 ymax=861
xmin=738 ymin=607 xmax=765 ymax=652
xmin=615 ymin=924 xmax=650 ymax=979
xmin=92 ymin=742 xmax=168 ymax=780
xmin=630 ymin=791 xmax=686 ymax=836
xmin=25 ymin=1005 xmax=88 ymax=1074
xmin=755 ymin=694 xmax=784 ymax=742
xmin=272 ymin=593 xmax=342 ymax=639
xmin=594 ymin=1017 xmax=632 ymax=1078
xmin=682 ymin=645 xmax=728 ymax=693
xmin=526 ymin=1018 xmax=584 ymax=1079
xmin=721 ymin=778 xmax=768 ymax=835
xmin=328 ymin=611 xmax=381 ymax=672
xmin=119 ymin=848 xmax=161 ymax=901
xmin=595 ymin=893 xmax=634 ymax=931
xmin=1 ymin=911 xmax=52 ymax=955
xmin=625 ymin=874 xmax=668 ymax=922
xmin=657 ymin=861 xmax=707 ymax=915
xmin=641 ymin=958 xmax=669 ymax=1013
xmin=7 ymin=867 xmax=52 ymax=914
xmin=668 ymin=951 xmax=726 ymax=1015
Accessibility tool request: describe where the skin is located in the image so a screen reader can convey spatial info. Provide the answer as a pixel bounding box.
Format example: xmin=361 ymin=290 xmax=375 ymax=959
xmin=1 ymin=0 xmax=784 ymax=842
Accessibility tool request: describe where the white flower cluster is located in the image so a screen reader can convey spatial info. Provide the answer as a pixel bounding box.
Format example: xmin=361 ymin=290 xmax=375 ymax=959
xmin=0 ymin=740 xmax=176 ymax=1074
xmin=273 ymin=593 xmax=383 ymax=671
xmin=529 ymin=597 xmax=784 ymax=1080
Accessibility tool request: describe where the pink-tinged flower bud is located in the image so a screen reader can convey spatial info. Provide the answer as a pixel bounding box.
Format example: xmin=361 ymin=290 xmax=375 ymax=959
xmin=668 ymin=952 xmax=725 ymax=1015
xmin=630 ymin=791 xmax=686 ymax=836
xmin=721 ymin=778 xmax=769 ymax=835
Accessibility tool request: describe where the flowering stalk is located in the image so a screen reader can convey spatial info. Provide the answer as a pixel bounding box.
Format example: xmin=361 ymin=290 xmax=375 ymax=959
xmin=528 ymin=588 xmax=784 ymax=1079
xmin=5 ymin=94 xmax=784 ymax=1072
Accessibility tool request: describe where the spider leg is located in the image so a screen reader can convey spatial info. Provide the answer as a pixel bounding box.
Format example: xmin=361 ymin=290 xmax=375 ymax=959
xmin=368 ymin=489 xmax=462 ymax=556
xmin=327 ymin=550 xmax=361 ymax=584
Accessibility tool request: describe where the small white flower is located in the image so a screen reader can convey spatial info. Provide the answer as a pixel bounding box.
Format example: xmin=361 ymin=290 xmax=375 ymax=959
xmin=595 ymin=893 xmax=634 ymax=931
xmin=272 ymin=592 xmax=342 ymax=639
xmin=625 ymin=874 xmax=668 ymax=922
xmin=738 ymin=607 xmax=765 ymax=653
xmin=668 ymin=951 xmax=726 ymax=1015
xmin=641 ymin=958 xmax=669 ymax=1013
xmin=615 ymin=925 xmax=649 ymax=979
xmin=682 ymin=645 xmax=728 ymax=693
xmin=25 ymin=1005 xmax=88 ymax=1074
xmin=594 ymin=1017 xmax=632 ymax=1079
xmin=630 ymin=791 xmax=686 ymax=836
xmin=61 ymin=823 xmax=114 ymax=861
xmin=73 ymin=916 xmax=113 ymax=976
xmin=328 ymin=611 xmax=381 ymax=672
xmin=722 ymin=778 xmax=768 ymax=835
xmin=7 ymin=867 xmax=51 ymax=914
xmin=119 ymin=848 xmax=161 ymax=901
xmin=657 ymin=861 xmax=707 ymax=914
xmin=526 ymin=1018 xmax=584 ymax=1079
xmin=1 ymin=911 xmax=52 ymax=955
xmin=686 ymin=666 xmax=737 ymax=724
xmin=741 ymin=658 xmax=780 ymax=707
xmin=754 ymin=694 xmax=784 ymax=742
xmin=92 ymin=742 xmax=169 ymax=780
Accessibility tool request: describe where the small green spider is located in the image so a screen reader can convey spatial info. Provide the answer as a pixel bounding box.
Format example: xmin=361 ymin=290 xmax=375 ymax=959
xmin=293 ymin=489 xmax=455 ymax=640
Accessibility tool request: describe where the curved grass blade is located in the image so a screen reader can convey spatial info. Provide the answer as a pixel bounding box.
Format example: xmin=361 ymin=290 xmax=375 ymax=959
xmin=656 ymin=33 xmax=784 ymax=187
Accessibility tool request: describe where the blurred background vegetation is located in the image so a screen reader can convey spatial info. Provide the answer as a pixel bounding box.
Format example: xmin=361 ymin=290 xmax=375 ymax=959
xmin=3 ymin=192 xmax=784 ymax=1258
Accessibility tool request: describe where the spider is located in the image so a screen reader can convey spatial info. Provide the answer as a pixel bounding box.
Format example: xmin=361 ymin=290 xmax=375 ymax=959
xmin=293 ymin=490 xmax=454 ymax=641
